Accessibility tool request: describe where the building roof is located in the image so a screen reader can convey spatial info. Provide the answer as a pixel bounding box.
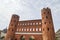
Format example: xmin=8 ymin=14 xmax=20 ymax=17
xmin=56 ymin=29 xmax=60 ymax=33
xmin=2 ymin=28 xmax=7 ymax=33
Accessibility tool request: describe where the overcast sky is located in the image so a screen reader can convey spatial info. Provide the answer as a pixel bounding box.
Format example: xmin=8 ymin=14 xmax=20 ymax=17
xmin=0 ymin=0 xmax=60 ymax=32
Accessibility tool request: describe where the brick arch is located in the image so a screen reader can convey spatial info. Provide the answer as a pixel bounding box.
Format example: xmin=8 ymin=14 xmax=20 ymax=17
xmin=20 ymin=35 xmax=25 ymax=40
xmin=29 ymin=36 xmax=35 ymax=40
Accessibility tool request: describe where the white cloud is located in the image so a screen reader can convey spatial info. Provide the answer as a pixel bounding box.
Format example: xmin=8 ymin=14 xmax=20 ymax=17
xmin=0 ymin=0 xmax=60 ymax=32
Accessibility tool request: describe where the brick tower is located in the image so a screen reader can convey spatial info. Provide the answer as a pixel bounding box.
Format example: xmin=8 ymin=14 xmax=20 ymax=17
xmin=41 ymin=7 xmax=55 ymax=40
xmin=5 ymin=14 xmax=19 ymax=40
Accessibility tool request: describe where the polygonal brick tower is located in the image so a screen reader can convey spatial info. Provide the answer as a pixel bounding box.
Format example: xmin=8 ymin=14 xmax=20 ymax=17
xmin=5 ymin=14 xmax=19 ymax=40
xmin=41 ymin=7 xmax=55 ymax=40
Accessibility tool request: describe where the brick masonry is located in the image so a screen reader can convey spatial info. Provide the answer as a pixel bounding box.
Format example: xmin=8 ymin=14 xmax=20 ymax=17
xmin=5 ymin=7 xmax=55 ymax=40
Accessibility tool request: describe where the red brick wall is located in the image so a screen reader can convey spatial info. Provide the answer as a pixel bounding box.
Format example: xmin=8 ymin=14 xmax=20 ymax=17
xmin=5 ymin=8 xmax=55 ymax=40
xmin=5 ymin=14 xmax=19 ymax=40
xmin=15 ymin=34 xmax=43 ymax=40
xmin=41 ymin=7 xmax=55 ymax=40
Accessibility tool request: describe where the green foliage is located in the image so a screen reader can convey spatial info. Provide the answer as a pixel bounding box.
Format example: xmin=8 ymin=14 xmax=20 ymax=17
xmin=55 ymin=37 xmax=58 ymax=40
xmin=0 ymin=36 xmax=4 ymax=39
xmin=29 ymin=37 xmax=35 ymax=40
xmin=20 ymin=35 xmax=25 ymax=40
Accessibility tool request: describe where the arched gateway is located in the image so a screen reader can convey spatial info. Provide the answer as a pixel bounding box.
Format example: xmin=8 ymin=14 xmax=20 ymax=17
xmin=5 ymin=7 xmax=55 ymax=40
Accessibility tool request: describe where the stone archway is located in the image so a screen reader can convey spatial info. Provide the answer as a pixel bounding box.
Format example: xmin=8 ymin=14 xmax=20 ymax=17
xmin=29 ymin=36 xmax=35 ymax=40
xmin=20 ymin=35 xmax=25 ymax=40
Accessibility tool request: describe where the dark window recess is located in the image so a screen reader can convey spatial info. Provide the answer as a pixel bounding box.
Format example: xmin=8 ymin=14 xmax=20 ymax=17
xmin=47 ymin=28 xmax=49 ymax=31
xmin=12 ymin=29 xmax=13 ymax=31
xmin=15 ymin=25 xmax=16 ymax=27
xmin=44 ymin=22 xmax=46 ymax=24
xmin=43 ymin=29 xmax=44 ymax=31
xmin=48 ymin=11 xmax=49 ymax=13
xmin=15 ymin=38 xmax=17 ymax=40
xmin=46 ymin=16 xmax=48 ymax=19
xmin=11 ymin=24 xmax=13 ymax=26
xmin=44 ymin=12 xmax=46 ymax=14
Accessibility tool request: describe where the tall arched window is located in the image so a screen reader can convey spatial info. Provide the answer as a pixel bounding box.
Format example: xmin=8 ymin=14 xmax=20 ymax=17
xmin=20 ymin=35 xmax=25 ymax=40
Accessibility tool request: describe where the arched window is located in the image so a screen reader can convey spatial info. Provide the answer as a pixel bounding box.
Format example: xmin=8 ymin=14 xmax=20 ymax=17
xmin=30 ymin=28 xmax=32 ymax=31
xmin=29 ymin=36 xmax=35 ymax=40
xmin=44 ymin=22 xmax=46 ymax=24
xmin=39 ymin=22 xmax=41 ymax=25
xmin=30 ymin=23 xmax=32 ymax=25
xmin=47 ymin=28 xmax=49 ymax=31
xmin=39 ymin=28 xmax=41 ymax=31
xmin=20 ymin=35 xmax=25 ymax=40
xmin=17 ymin=29 xmax=19 ymax=31
xmin=27 ymin=28 xmax=29 ymax=31
xmin=36 ymin=28 xmax=38 ymax=31
xmin=19 ymin=29 xmax=21 ymax=31
xmin=33 ymin=23 xmax=35 ymax=25
xmin=24 ymin=28 xmax=26 ymax=31
xmin=22 ymin=23 xmax=24 ymax=25
xmin=25 ymin=23 xmax=26 ymax=25
xmin=46 ymin=16 xmax=48 ymax=19
xmin=22 ymin=28 xmax=23 ymax=31
xmin=36 ymin=22 xmax=38 ymax=25
xmin=27 ymin=23 xmax=29 ymax=25
xmin=33 ymin=28 xmax=35 ymax=31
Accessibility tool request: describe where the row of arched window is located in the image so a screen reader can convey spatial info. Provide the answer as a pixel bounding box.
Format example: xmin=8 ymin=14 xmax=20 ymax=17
xmin=17 ymin=28 xmax=41 ymax=32
xmin=18 ymin=22 xmax=41 ymax=26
